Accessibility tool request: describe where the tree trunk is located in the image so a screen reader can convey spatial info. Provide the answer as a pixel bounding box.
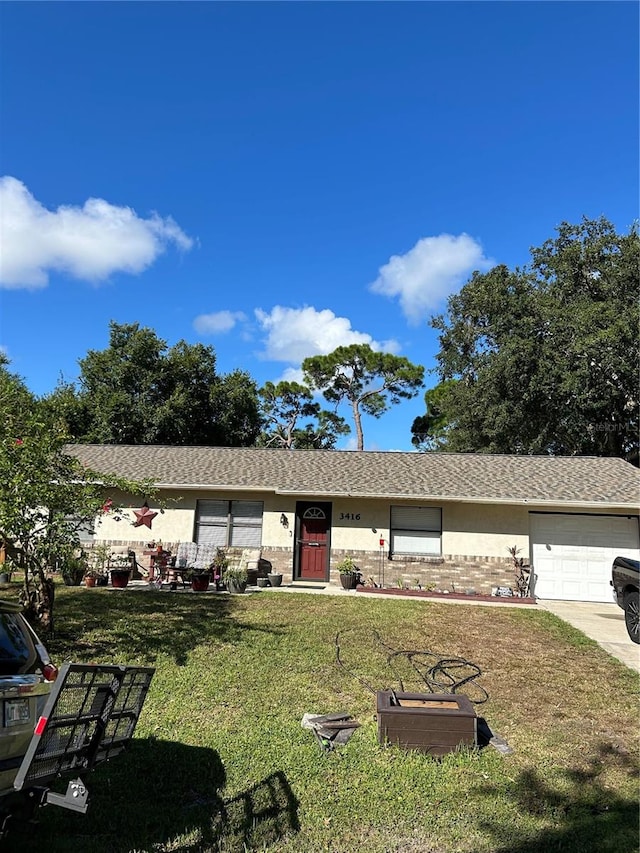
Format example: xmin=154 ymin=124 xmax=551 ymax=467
xmin=21 ymin=560 xmax=55 ymax=637
xmin=352 ymin=401 xmax=364 ymax=450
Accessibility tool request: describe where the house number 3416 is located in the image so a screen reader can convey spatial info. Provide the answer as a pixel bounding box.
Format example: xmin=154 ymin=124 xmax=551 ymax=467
xmin=340 ymin=512 xmax=360 ymax=520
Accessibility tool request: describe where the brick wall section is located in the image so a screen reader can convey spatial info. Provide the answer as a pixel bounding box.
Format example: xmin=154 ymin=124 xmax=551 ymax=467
xmin=261 ymin=546 xmax=518 ymax=596
xmin=327 ymin=549 xmax=517 ymax=595
xmin=98 ymin=541 xmax=519 ymax=595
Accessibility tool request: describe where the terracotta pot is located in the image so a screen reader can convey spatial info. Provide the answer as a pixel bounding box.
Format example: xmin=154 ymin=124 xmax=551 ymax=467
xmin=85 ymin=576 xmax=97 ymax=588
xmin=110 ymin=570 xmax=130 ymax=589
xmin=191 ymin=575 xmax=210 ymax=592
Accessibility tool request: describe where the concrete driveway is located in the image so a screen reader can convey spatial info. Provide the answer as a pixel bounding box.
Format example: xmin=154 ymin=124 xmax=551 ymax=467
xmin=538 ymin=599 xmax=640 ymax=673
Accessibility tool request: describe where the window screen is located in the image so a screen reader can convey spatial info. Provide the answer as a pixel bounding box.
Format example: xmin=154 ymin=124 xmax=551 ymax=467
xmin=63 ymin=514 xmax=96 ymax=543
xmin=195 ymin=500 xmax=263 ymax=547
xmin=390 ymin=506 xmax=442 ymax=556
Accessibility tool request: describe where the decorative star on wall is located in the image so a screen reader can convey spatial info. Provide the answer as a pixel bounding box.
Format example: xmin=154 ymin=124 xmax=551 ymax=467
xmin=133 ymin=503 xmax=158 ymax=529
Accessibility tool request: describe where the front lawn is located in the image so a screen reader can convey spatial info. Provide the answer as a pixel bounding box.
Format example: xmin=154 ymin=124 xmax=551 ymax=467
xmin=8 ymin=585 xmax=640 ymax=852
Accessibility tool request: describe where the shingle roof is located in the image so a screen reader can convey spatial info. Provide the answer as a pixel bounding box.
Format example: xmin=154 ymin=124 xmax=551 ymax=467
xmin=65 ymin=444 xmax=640 ymax=509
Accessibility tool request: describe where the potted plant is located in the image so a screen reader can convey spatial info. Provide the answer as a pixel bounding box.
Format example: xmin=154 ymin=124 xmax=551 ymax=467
xmin=267 ymin=570 xmax=283 ymax=587
xmin=84 ymin=569 xmax=99 ymax=588
xmin=186 ymin=567 xmax=211 ymax=592
xmin=336 ymin=556 xmax=361 ymax=590
xmin=258 ymin=559 xmax=282 ymax=587
xmin=84 ymin=543 xmax=109 ymax=586
xmin=0 ymin=556 xmax=15 ymax=586
xmin=109 ymin=553 xmax=132 ymax=588
xmin=60 ymin=553 xmax=88 ymax=587
xmin=223 ymin=566 xmax=248 ymax=594
xmin=209 ymin=548 xmax=229 ymax=591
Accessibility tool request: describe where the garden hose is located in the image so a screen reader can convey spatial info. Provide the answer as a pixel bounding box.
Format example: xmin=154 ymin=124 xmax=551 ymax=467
xmin=334 ymin=630 xmax=489 ymax=705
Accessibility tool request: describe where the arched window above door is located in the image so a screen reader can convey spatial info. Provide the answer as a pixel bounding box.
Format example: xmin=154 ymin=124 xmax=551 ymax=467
xmin=302 ymin=507 xmax=326 ymax=520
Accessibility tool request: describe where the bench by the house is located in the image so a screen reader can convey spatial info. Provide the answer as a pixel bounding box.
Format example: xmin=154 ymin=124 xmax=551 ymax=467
xmin=175 ymin=544 xmax=266 ymax=583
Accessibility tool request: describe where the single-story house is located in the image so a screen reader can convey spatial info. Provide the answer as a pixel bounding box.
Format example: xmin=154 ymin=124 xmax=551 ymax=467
xmin=67 ymin=445 xmax=640 ymax=602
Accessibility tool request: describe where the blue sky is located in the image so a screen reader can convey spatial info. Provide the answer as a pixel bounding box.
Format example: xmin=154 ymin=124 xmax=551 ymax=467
xmin=0 ymin=1 xmax=637 ymax=451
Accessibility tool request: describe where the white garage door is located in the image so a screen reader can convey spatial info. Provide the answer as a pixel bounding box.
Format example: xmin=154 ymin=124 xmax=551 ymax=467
xmin=530 ymin=513 xmax=640 ymax=602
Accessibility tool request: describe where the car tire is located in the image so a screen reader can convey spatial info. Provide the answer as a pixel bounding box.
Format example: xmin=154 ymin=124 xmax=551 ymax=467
xmin=623 ymin=591 xmax=639 ymax=644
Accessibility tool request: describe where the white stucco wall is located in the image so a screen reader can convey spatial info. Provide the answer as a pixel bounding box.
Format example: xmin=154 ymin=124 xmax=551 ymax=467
xmin=91 ymin=489 xmax=189 ymax=543
xmin=92 ymin=489 xmax=630 ymax=565
xmin=442 ymin=503 xmax=530 ymax=557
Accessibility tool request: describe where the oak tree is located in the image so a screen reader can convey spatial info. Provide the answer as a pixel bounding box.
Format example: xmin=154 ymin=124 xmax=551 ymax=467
xmin=426 ymin=217 xmax=639 ymax=463
xmin=43 ymin=321 xmax=261 ymax=447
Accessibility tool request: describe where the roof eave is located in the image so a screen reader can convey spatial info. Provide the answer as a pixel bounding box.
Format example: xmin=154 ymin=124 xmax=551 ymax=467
xmin=151 ymin=483 xmax=638 ymax=512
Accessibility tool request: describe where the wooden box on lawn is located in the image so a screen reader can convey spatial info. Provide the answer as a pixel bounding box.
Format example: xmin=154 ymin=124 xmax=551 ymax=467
xmin=376 ymin=691 xmax=477 ymax=756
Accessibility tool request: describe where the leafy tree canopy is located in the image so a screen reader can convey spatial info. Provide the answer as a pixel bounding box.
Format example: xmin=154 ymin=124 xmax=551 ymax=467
xmin=42 ymin=321 xmax=261 ymax=447
xmin=0 ymin=358 xmax=151 ymax=632
xmin=411 ymin=380 xmax=457 ymax=451
xmin=258 ymin=380 xmax=349 ymax=449
xmin=303 ymin=344 xmax=424 ymax=450
xmin=425 ymin=217 xmax=639 ymax=463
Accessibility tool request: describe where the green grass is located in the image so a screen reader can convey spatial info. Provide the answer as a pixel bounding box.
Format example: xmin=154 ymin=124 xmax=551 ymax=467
xmin=7 ymin=584 xmax=640 ymax=853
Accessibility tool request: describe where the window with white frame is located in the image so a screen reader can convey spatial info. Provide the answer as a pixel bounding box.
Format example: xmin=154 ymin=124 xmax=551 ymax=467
xmin=390 ymin=506 xmax=442 ymax=556
xmin=195 ymin=500 xmax=263 ymax=547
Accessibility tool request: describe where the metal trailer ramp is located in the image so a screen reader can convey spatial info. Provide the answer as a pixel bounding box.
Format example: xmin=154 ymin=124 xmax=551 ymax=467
xmin=13 ymin=662 xmax=155 ymax=813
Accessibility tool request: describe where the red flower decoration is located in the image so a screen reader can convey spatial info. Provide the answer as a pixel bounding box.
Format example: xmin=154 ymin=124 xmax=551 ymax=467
xmin=102 ymin=498 xmax=113 ymax=514
xmin=15 ymin=438 xmax=23 ymax=446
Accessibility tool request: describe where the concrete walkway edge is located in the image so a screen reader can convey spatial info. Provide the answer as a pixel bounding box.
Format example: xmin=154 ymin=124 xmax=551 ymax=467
xmin=538 ymin=599 xmax=640 ymax=673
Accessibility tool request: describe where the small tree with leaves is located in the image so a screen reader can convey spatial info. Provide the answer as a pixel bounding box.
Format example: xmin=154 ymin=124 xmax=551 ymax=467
xmin=0 ymin=357 xmax=152 ymax=635
xmin=303 ymin=344 xmax=424 ymax=450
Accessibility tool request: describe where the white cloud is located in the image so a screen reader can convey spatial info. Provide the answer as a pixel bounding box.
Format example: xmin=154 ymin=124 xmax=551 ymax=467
xmin=193 ymin=310 xmax=247 ymax=335
xmin=0 ymin=176 xmax=194 ymax=289
xmin=370 ymin=233 xmax=493 ymax=324
xmin=277 ymin=366 xmax=306 ymax=385
xmin=255 ymin=305 xmax=399 ymax=364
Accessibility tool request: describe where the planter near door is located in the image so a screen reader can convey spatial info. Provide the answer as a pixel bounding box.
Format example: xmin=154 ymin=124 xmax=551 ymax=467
xmin=340 ymin=571 xmax=360 ymax=590
xmin=110 ymin=569 xmax=130 ymax=589
xmin=267 ymin=572 xmax=283 ymax=587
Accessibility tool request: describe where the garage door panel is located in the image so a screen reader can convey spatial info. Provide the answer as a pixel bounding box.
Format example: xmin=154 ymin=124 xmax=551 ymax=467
xmin=531 ymin=514 xmax=640 ymax=602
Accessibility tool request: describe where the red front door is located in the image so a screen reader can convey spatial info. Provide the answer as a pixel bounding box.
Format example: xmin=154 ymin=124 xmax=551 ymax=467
xmin=297 ymin=504 xmax=330 ymax=581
